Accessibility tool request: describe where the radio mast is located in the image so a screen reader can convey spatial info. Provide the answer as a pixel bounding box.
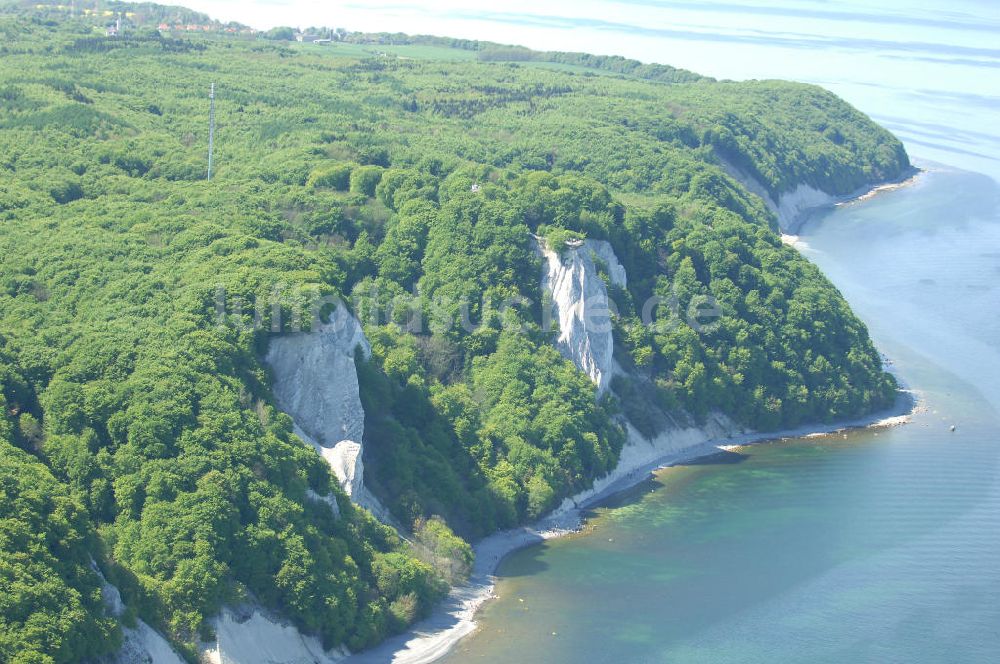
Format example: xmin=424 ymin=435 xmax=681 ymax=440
xmin=207 ymin=83 xmax=216 ymax=181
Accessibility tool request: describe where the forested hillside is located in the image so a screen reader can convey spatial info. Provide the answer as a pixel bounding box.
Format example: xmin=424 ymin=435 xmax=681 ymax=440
xmin=0 ymin=2 xmax=907 ymax=660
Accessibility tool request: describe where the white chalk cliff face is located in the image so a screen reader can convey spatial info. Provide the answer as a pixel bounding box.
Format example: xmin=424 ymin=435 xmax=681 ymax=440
xmin=533 ymin=236 xmax=742 ymax=500
xmin=266 ymin=304 xmax=371 ymax=498
xmin=533 ymin=233 xmax=744 ymax=482
xmin=96 ymin=544 xmax=350 ymax=664
xmin=202 ymin=607 xmax=348 ymax=664
xmin=536 ymin=236 xmax=626 ymax=394
xmin=189 ymin=304 xmax=376 ymax=664
xmin=716 ymin=157 xmax=836 ymax=234
xmin=92 ymin=564 xmax=186 ymax=664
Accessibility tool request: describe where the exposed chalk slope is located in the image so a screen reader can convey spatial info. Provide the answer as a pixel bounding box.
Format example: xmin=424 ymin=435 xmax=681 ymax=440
xmin=202 ymin=606 xmax=349 ymax=664
xmin=266 ymin=304 xmax=371 ymax=498
xmin=92 ymin=565 xmax=186 ymax=664
xmin=716 ymin=155 xmax=915 ymax=234
xmin=189 ymin=304 xmax=376 ymax=664
xmin=536 ymin=236 xmax=626 ymax=394
xmin=716 ymin=157 xmax=837 ymax=233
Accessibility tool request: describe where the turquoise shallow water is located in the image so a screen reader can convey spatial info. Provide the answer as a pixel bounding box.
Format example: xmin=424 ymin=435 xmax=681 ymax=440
xmin=440 ymin=166 xmax=1000 ymax=663
xmin=422 ymin=2 xmax=1000 ymax=662
xmin=191 ymin=1 xmax=1000 ymax=660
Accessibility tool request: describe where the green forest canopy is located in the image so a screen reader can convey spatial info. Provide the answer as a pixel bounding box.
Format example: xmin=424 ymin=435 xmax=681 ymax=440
xmin=0 ymin=3 xmax=907 ymax=661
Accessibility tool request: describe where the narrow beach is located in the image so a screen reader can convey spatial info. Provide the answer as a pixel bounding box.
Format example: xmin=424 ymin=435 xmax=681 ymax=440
xmin=347 ymin=172 xmax=923 ymax=663
xmin=348 ymin=391 xmax=916 ymax=664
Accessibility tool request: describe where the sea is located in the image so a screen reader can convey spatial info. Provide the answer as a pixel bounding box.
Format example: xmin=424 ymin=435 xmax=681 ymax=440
xmin=420 ymin=1 xmax=1000 ymax=662
xmin=188 ymin=0 xmax=1000 ymax=660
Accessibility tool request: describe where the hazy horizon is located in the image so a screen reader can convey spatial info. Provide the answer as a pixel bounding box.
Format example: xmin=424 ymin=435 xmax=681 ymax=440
xmin=180 ymin=0 xmax=1000 ymax=181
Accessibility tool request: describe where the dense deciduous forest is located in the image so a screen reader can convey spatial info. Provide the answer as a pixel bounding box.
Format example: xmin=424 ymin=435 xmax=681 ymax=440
xmin=0 ymin=2 xmax=907 ymax=660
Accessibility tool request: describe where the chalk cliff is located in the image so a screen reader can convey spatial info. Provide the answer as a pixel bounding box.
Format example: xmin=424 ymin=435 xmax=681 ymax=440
xmin=92 ymin=565 xmax=186 ymax=664
xmin=533 ymin=235 xmax=743 ymax=510
xmin=536 ymin=236 xmax=626 ymax=394
xmin=266 ymin=304 xmax=371 ymax=498
xmin=716 ymin=157 xmax=837 ymax=233
xmin=187 ymin=305 xmax=378 ymax=664
xmin=202 ymin=606 xmax=349 ymax=664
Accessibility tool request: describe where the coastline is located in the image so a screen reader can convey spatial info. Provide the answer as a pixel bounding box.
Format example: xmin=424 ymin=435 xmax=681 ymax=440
xmin=715 ymin=153 xmax=922 ymax=236
xmin=781 ymin=166 xmax=922 ymax=235
xmin=835 ymin=169 xmax=921 ymax=207
xmin=347 ymin=393 xmax=915 ymax=664
xmin=345 ymin=169 xmax=922 ymax=664
xmin=782 ymin=169 xmax=923 ymax=248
